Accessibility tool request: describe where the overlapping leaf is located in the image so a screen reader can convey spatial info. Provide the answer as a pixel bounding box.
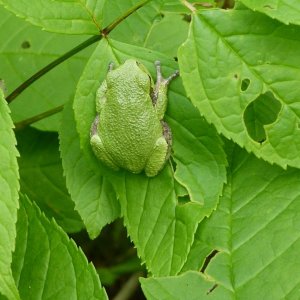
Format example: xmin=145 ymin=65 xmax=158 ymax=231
xmin=72 ymin=38 xmax=226 ymax=274
xmin=0 ymin=0 xmax=104 ymax=34
xmin=12 ymin=195 xmax=108 ymax=299
xmin=196 ymin=145 xmax=300 ymax=299
xmin=0 ymin=89 xmax=19 ymax=299
xmin=143 ymin=145 xmax=300 ymax=299
xmin=178 ymin=8 xmax=300 ymax=169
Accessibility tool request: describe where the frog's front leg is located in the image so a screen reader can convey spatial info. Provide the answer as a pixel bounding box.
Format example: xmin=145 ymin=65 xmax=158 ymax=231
xmin=145 ymin=122 xmax=172 ymax=177
xmin=153 ymin=61 xmax=179 ymax=120
xmin=90 ymin=115 xmax=119 ymax=171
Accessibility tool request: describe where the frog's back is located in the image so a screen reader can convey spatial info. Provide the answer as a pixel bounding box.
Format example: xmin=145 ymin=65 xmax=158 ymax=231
xmin=99 ymin=69 xmax=163 ymax=173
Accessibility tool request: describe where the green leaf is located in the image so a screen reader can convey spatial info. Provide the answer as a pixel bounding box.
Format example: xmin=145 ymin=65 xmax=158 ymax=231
xmin=16 ymin=127 xmax=83 ymax=233
xmin=73 ymin=38 xmax=226 ymax=208
xmin=106 ymin=1 xmax=189 ymax=57
xmin=178 ymin=8 xmax=300 ymax=169
xmin=0 ymin=6 xmax=94 ymax=131
xmin=72 ymin=39 xmax=227 ymax=274
xmin=167 ymin=91 xmax=227 ymax=207
xmin=111 ymin=167 xmax=205 ymax=276
xmin=239 ymin=0 xmax=300 ymax=26
xmin=72 ymin=38 xmax=227 ymax=274
xmin=59 ymin=100 xmax=120 ymax=239
xmin=198 ymin=144 xmax=300 ymax=299
xmin=143 ymin=12 xmax=189 ymax=58
xmin=12 ymin=195 xmax=108 ymax=300
xmin=0 ymin=89 xmax=19 ymax=299
xmin=141 ymin=271 xmax=231 ymax=300
xmin=0 ymin=0 xmax=104 ymax=34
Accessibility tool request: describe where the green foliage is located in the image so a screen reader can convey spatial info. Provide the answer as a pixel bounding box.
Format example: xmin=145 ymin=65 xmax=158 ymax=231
xmin=0 ymin=88 xmax=19 ymax=300
xmin=1 ymin=0 xmax=300 ymax=299
xmin=13 ymin=195 xmax=108 ymax=299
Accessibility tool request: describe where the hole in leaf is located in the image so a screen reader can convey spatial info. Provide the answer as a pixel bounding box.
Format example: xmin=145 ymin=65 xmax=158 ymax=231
xmin=200 ymin=250 xmax=218 ymax=273
xmin=244 ymin=92 xmax=282 ymax=143
xmin=182 ymin=14 xmax=191 ymax=23
xmin=241 ymin=78 xmax=250 ymax=91
xmin=21 ymin=41 xmax=31 ymax=49
xmin=234 ymin=74 xmax=238 ymax=79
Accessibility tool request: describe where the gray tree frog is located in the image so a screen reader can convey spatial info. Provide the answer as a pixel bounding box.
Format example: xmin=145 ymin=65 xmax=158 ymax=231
xmin=90 ymin=59 xmax=179 ymax=177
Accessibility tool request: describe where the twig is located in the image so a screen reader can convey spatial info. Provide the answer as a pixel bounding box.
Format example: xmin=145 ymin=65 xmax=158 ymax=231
xmin=112 ymin=272 xmax=144 ymax=300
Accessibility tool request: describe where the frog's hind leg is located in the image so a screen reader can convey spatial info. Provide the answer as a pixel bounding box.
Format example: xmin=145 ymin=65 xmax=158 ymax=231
xmin=145 ymin=122 xmax=172 ymax=177
xmin=90 ymin=115 xmax=119 ymax=171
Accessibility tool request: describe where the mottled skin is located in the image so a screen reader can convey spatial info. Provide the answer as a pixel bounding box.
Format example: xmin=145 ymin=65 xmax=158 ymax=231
xmin=90 ymin=59 xmax=178 ymax=177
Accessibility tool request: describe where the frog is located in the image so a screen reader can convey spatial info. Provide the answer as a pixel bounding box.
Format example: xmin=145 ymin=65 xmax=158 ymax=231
xmin=90 ymin=59 xmax=179 ymax=177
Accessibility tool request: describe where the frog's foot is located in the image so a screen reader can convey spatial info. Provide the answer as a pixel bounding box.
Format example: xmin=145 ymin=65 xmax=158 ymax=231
xmin=154 ymin=60 xmax=179 ymax=87
xmin=152 ymin=61 xmax=179 ymax=119
xmin=90 ymin=116 xmax=119 ymax=171
xmin=145 ymin=135 xmax=170 ymax=177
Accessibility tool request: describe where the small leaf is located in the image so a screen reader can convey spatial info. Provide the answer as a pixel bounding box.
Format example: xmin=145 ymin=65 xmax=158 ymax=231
xmin=12 ymin=195 xmax=108 ymax=299
xmin=178 ymin=8 xmax=300 ymax=169
xmin=59 ymin=100 xmax=120 ymax=239
xmin=0 ymin=89 xmax=19 ymax=299
xmin=0 ymin=0 xmax=104 ymax=34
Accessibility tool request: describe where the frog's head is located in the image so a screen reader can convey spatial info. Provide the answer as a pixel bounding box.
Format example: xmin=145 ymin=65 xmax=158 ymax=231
xmin=121 ymin=59 xmax=149 ymax=75
xmin=121 ymin=59 xmax=152 ymax=89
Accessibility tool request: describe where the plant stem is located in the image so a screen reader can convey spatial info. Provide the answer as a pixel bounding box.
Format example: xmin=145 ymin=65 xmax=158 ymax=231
xmin=102 ymin=0 xmax=152 ymax=36
xmin=112 ymin=272 xmax=144 ymax=300
xmin=6 ymin=0 xmax=152 ymax=104
xmin=6 ymin=35 xmax=101 ymax=103
xmin=14 ymin=105 xmax=64 ymax=130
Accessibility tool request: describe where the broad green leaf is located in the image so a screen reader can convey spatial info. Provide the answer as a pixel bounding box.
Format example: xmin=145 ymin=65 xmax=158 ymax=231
xmin=166 ymin=91 xmax=227 ymax=206
xmin=0 ymin=6 xmax=94 ymax=131
xmin=0 ymin=0 xmax=104 ymax=34
xmin=239 ymin=0 xmax=300 ymax=26
xmin=0 ymin=89 xmax=19 ymax=299
xmin=197 ymin=144 xmax=300 ymax=299
xmin=143 ymin=13 xmax=189 ymax=57
xmin=110 ymin=167 xmax=205 ymax=276
xmin=73 ymin=38 xmax=226 ymax=208
xmin=59 ymin=100 xmax=120 ymax=239
xmin=178 ymin=8 xmax=300 ymax=169
xmin=141 ymin=271 xmax=231 ymax=299
xmin=72 ymin=39 xmax=227 ymax=274
xmin=16 ymin=127 xmax=83 ymax=233
xmin=180 ymin=227 xmax=214 ymax=273
xmin=12 ymin=195 xmax=108 ymax=300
